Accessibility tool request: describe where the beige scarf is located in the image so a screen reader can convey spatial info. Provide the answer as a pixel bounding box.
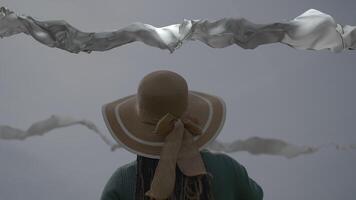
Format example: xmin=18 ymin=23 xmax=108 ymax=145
xmin=144 ymin=113 xmax=207 ymax=200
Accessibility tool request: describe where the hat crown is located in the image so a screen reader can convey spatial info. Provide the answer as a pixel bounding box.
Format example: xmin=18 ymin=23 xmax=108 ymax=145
xmin=137 ymin=70 xmax=188 ymax=122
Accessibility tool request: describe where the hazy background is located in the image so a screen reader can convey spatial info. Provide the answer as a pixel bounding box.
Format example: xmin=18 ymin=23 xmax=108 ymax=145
xmin=0 ymin=0 xmax=355 ymax=199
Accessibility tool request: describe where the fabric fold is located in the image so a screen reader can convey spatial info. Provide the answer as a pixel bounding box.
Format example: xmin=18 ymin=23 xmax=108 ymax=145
xmin=146 ymin=120 xmax=185 ymax=199
xmin=1 ymin=7 xmax=355 ymax=53
xmin=145 ymin=114 xmax=207 ymax=200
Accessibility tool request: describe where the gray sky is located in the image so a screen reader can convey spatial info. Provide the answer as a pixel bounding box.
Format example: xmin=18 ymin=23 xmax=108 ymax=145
xmin=0 ymin=0 xmax=355 ymax=199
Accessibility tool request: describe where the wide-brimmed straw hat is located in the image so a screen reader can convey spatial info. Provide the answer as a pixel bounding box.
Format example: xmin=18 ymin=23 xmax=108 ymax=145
xmin=102 ymin=70 xmax=226 ymax=158
xmin=102 ymin=70 xmax=226 ymax=199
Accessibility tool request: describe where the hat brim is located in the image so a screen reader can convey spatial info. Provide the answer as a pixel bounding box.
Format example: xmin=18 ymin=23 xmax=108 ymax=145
xmin=102 ymin=91 xmax=226 ymax=159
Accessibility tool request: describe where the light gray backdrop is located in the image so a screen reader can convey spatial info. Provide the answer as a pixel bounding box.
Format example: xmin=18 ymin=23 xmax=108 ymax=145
xmin=0 ymin=0 xmax=355 ymax=199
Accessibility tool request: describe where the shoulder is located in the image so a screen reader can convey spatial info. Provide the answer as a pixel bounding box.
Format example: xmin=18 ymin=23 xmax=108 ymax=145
xmin=114 ymin=161 xmax=137 ymax=178
xmin=100 ymin=161 xmax=137 ymax=200
xmin=201 ymin=149 xmax=242 ymax=168
xmin=109 ymin=161 xmax=137 ymax=188
xmin=200 ymin=150 xmax=249 ymax=182
xmin=201 ymin=150 xmax=263 ymax=199
xmin=200 ymin=150 xmax=250 ymax=197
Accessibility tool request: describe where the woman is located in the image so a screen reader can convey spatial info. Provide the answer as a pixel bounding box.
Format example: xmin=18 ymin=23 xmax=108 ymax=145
xmin=101 ymin=70 xmax=263 ymax=200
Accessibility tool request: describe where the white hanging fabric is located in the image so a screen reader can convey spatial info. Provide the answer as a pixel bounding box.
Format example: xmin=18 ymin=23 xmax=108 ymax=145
xmin=1 ymin=116 xmax=356 ymax=158
xmin=0 ymin=7 xmax=355 ymax=53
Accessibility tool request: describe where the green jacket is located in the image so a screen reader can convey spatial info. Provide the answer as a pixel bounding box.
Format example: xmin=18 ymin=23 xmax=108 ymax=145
xmin=101 ymin=150 xmax=263 ymax=200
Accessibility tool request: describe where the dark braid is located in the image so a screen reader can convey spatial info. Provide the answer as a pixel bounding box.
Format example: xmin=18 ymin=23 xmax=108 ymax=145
xmin=135 ymin=155 xmax=214 ymax=200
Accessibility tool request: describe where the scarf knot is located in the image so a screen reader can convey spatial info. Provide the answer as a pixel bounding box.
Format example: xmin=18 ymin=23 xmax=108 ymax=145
xmin=145 ymin=113 xmax=207 ymax=200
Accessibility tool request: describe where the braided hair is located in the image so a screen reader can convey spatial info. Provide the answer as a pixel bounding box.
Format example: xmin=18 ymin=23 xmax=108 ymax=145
xmin=135 ymin=155 xmax=214 ymax=200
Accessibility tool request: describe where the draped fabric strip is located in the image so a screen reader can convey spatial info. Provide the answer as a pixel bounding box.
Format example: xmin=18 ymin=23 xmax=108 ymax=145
xmin=0 ymin=115 xmax=116 ymax=147
xmin=145 ymin=113 xmax=207 ymax=200
xmin=0 ymin=7 xmax=355 ymax=53
xmin=1 ymin=115 xmax=356 ymax=160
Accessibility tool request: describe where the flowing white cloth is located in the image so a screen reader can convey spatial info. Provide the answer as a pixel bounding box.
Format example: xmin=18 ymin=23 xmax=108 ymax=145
xmin=281 ymin=9 xmax=355 ymax=52
xmin=0 ymin=115 xmax=116 ymax=148
xmin=206 ymin=137 xmax=318 ymax=159
xmin=0 ymin=7 xmax=355 ymax=53
xmin=1 ymin=116 xmax=355 ymax=158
